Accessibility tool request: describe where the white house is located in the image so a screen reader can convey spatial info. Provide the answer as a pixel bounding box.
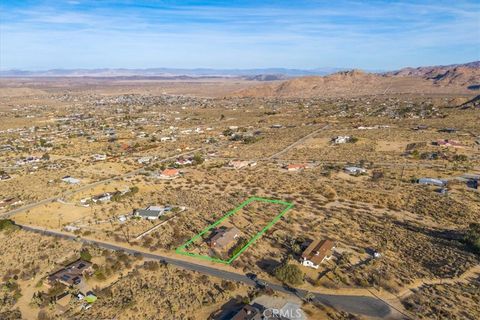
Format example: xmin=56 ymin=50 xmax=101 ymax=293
xmin=332 ymin=136 xmax=351 ymax=144
xmin=62 ymin=176 xmax=80 ymax=184
xmin=92 ymin=154 xmax=107 ymax=161
xmin=344 ymin=166 xmax=367 ymax=175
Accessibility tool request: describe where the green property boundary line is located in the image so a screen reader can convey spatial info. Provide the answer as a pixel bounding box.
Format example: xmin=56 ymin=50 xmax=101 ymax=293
xmin=175 ymin=197 xmax=294 ymax=264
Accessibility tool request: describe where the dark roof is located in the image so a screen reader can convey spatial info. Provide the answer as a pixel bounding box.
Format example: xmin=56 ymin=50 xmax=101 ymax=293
xmin=231 ymin=305 xmax=262 ymax=320
xmin=302 ymin=239 xmax=335 ymax=265
xmin=48 ymin=259 xmax=92 ymax=286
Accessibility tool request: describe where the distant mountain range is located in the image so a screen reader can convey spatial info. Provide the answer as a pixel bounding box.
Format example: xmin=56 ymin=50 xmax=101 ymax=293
xmin=0 ymin=67 xmax=351 ymax=78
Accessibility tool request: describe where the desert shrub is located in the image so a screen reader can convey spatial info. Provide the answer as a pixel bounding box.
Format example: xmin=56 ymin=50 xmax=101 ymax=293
xmin=0 ymin=219 xmax=19 ymax=233
xmin=464 ymin=223 xmax=480 ymax=254
xmin=230 ymin=238 xmax=248 ymax=257
xmin=94 ymin=270 xmax=106 ymax=281
xmin=348 ymin=136 xmax=359 ymax=143
xmin=193 ymin=153 xmax=204 ymax=164
xmin=274 ymin=263 xmax=304 ymax=285
xmin=80 ymin=249 xmax=92 ymax=261
xmin=323 ymin=186 xmax=337 ymax=200
xmin=143 ymin=261 xmax=160 ymax=271
xmin=221 ymin=280 xmax=236 ymax=291
xmin=452 ymin=154 xmax=468 ymax=162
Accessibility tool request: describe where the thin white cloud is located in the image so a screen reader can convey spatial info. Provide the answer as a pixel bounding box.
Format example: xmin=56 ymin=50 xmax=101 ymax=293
xmin=1 ymin=1 xmax=478 ymax=69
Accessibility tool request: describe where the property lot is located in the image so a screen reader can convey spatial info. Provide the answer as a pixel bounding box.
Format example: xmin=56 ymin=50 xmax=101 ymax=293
xmin=176 ymin=197 xmax=293 ymax=264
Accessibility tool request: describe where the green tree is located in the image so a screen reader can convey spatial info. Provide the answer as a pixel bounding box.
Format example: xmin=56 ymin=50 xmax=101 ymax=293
xmin=80 ymin=249 xmax=92 ymax=261
xmin=274 ymin=262 xmax=304 ymax=285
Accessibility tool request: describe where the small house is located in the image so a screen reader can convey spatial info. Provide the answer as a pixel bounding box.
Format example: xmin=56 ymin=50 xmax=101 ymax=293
xmin=231 ymin=305 xmax=262 ymax=320
xmin=434 ymin=139 xmax=464 ymax=148
xmin=92 ymin=154 xmax=107 ymax=161
xmin=160 ymin=168 xmax=180 ymax=178
xmin=228 ymin=160 xmax=256 ymax=169
xmin=134 ymin=205 xmax=169 ymax=220
xmin=0 ymin=173 xmax=11 ymax=181
xmin=91 ymin=193 xmax=111 ymax=203
xmin=344 ymin=166 xmax=367 ymax=175
xmin=62 ymin=176 xmax=80 ymax=184
xmin=332 ymin=136 xmax=350 ymax=144
xmin=417 ymin=178 xmax=446 ymax=187
xmin=208 ymin=227 xmax=239 ymax=249
xmin=286 ymin=164 xmax=307 ymax=172
xmin=300 ymin=239 xmax=335 ymax=269
xmin=56 ymin=292 xmax=72 ymax=313
xmin=47 ymin=259 xmax=93 ymax=287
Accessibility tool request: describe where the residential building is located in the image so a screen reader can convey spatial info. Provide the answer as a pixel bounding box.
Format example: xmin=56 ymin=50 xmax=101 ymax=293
xmin=434 ymin=139 xmax=464 ymax=148
xmin=91 ymin=193 xmax=112 ymax=203
xmin=62 ymin=176 xmax=80 ymax=184
xmin=417 ymin=178 xmax=446 ymax=187
xmin=344 ymin=166 xmax=367 ymax=175
xmin=231 ymin=305 xmax=262 ymax=320
xmin=0 ymin=197 xmax=22 ymax=208
xmin=56 ymin=292 xmax=72 ymax=313
xmin=209 ymin=227 xmax=239 ymax=249
xmin=251 ymin=295 xmax=306 ymax=320
xmin=160 ymin=168 xmax=180 ymax=178
xmin=228 ymin=160 xmax=257 ymax=169
xmin=134 ymin=205 xmax=169 ymax=220
xmin=92 ymin=154 xmax=107 ymax=161
xmin=286 ymin=164 xmax=307 ymax=171
xmin=332 ymin=136 xmax=350 ymax=144
xmin=0 ymin=173 xmax=11 ymax=181
xmin=47 ymin=259 xmax=93 ymax=287
xmin=301 ymin=239 xmax=335 ymax=269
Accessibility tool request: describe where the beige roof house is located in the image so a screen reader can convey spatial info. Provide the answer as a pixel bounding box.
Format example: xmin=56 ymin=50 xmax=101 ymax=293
xmin=208 ymin=227 xmax=240 ymax=249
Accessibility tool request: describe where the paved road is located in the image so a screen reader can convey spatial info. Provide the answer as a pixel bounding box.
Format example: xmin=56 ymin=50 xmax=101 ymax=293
xmin=19 ymin=224 xmax=394 ymax=319
xmin=0 ymin=148 xmax=202 ymax=219
xmin=269 ymin=124 xmax=330 ymax=159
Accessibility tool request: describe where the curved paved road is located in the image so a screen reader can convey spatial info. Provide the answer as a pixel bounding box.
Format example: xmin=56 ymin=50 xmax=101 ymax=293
xmin=20 ymin=224 xmax=395 ymax=319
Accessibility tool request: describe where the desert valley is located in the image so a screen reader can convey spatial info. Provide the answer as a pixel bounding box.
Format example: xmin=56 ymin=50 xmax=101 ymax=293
xmin=0 ymin=61 xmax=479 ymax=320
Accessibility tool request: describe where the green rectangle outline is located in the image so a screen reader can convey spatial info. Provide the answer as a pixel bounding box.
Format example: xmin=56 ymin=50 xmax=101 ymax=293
xmin=175 ymin=197 xmax=294 ymax=264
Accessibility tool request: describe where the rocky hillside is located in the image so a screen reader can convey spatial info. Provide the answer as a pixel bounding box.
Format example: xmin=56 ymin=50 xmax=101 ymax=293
xmin=233 ymin=62 xmax=480 ymax=98
xmin=387 ymin=61 xmax=480 ymax=87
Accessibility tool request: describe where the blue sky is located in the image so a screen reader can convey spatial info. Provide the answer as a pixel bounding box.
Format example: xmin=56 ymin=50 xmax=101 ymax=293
xmin=0 ymin=0 xmax=479 ymax=70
